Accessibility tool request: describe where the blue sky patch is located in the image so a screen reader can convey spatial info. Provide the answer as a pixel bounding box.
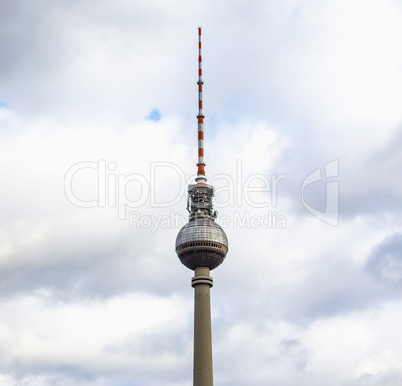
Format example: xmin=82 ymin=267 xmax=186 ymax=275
xmin=146 ymin=109 xmax=161 ymax=122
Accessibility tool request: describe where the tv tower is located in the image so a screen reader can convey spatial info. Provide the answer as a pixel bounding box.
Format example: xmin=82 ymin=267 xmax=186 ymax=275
xmin=175 ymin=26 xmax=229 ymax=386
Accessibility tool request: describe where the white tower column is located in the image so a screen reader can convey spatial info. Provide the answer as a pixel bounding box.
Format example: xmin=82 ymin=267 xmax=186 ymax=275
xmin=192 ymin=267 xmax=214 ymax=386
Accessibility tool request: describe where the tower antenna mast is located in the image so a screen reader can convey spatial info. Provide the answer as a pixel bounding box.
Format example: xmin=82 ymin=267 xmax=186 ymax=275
xmin=196 ymin=26 xmax=206 ymax=183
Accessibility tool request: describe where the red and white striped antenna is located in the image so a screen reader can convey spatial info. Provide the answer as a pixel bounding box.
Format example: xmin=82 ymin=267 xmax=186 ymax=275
xmin=196 ymin=26 xmax=206 ymax=183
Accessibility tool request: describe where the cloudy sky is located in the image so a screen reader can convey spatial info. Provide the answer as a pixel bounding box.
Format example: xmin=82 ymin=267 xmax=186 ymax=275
xmin=1 ymin=0 xmax=402 ymax=385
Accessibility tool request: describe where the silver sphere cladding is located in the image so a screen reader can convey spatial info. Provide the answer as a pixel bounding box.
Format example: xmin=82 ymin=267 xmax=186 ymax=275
xmin=176 ymin=218 xmax=228 ymax=270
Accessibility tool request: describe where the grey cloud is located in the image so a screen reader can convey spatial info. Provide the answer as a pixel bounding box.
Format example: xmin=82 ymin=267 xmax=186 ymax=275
xmin=211 ymin=235 xmax=398 ymax=326
xmin=366 ymin=233 xmax=402 ymax=287
xmin=280 ymin=338 xmax=310 ymax=373
xmin=0 ymin=222 xmax=185 ymax=301
xmin=265 ymin=124 xmax=402 ymax=223
xmin=357 ymin=371 xmax=402 ymax=386
xmin=338 ymin=126 xmax=402 ymax=219
xmin=0 ymin=0 xmax=195 ymax=121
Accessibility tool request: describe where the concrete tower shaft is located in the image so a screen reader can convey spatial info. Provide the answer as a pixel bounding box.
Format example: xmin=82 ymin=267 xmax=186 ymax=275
xmin=192 ymin=267 xmax=213 ymax=386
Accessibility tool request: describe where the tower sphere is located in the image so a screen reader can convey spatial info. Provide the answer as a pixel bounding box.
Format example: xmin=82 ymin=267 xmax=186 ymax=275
xmin=176 ymin=218 xmax=228 ymax=270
